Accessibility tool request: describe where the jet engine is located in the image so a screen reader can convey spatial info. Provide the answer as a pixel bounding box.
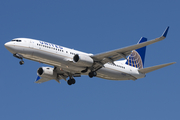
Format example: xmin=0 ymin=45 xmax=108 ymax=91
xmin=37 ymin=67 xmax=56 ymax=79
xmin=73 ymin=54 xmax=94 ymax=67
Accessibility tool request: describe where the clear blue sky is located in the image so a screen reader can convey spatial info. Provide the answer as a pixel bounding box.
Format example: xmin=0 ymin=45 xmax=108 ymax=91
xmin=1 ymin=0 xmax=179 ymax=120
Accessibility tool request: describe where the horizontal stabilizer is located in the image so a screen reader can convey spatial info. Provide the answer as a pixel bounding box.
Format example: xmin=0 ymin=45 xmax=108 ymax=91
xmin=138 ymin=62 xmax=176 ymax=74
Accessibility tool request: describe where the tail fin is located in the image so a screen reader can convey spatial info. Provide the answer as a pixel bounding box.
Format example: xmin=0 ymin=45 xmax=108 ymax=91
xmin=125 ymin=37 xmax=147 ymax=69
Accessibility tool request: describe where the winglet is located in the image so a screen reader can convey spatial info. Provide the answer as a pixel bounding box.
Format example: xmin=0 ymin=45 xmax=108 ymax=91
xmin=36 ymin=76 xmax=41 ymax=82
xmin=162 ymin=26 xmax=169 ymax=37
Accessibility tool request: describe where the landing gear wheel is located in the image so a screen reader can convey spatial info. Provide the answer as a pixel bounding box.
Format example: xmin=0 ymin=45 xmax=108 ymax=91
xmin=89 ymin=72 xmax=94 ymax=78
xmin=19 ymin=61 xmax=24 ymax=65
xmin=88 ymin=71 xmax=97 ymax=78
xmin=67 ymin=80 xmax=72 ymax=85
xmin=71 ymin=78 xmax=76 ymax=84
xmin=67 ymin=78 xmax=76 ymax=85
xmin=93 ymin=71 xmax=97 ymax=76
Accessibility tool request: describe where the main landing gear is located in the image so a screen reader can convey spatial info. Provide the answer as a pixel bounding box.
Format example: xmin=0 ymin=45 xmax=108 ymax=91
xmin=81 ymin=67 xmax=97 ymax=78
xmin=88 ymin=71 xmax=97 ymax=78
xmin=67 ymin=78 xmax=76 ymax=85
xmin=13 ymin=53 xmax=24 ymax=65
xmin=66 ymin=71 xmax=96 ymax=85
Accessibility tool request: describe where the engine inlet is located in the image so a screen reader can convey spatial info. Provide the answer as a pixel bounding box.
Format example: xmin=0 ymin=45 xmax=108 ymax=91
xmin=37 ymin=67 xmax=43 ymax=75
xmin=73 ymin=54 xmax=79 ymax=62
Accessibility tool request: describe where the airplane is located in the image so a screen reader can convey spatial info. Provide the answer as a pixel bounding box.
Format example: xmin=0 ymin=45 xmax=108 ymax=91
xmin=4 ymin=27 xmax=175 ymax=85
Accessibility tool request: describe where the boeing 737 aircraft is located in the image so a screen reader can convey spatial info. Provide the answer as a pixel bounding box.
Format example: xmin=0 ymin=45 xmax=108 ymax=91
xmin=4 ymin=27 xmax=175 ymax=85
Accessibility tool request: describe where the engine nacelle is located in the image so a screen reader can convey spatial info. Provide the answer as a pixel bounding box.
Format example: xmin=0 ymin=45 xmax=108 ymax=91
xmin=73 ymin=54 xmax=94 ymax=67
xmin=37 ymin=67 xmax=56 ymax=79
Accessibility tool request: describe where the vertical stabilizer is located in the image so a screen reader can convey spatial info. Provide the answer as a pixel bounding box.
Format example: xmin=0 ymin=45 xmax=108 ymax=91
xmin=125 ymin=37 xmax=147 ymax=69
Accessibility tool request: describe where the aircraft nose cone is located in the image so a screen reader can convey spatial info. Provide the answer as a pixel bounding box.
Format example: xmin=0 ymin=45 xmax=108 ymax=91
xmin=4 ymin=42 xmax=7 ymax=46
xmin=4 ymin=42 xmax=9 ymax=49
xmin=4 ymin=42 xmax=15 ymax=53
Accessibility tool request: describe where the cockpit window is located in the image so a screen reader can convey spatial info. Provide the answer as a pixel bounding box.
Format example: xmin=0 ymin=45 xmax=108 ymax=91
xmin=11 ymin=40 xmax=22 ymax=42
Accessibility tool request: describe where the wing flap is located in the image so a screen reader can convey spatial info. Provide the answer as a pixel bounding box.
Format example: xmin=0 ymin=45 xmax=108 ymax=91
xmin=138 ymin=62 xmax=176 ymax=74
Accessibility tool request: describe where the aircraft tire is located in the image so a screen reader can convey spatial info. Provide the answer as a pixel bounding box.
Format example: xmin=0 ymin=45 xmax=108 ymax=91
xmin=88 ymin=71 xmax=96 ymax=78
xmin=67 ymin=78 xmax=76 ymax=85
xmin=67 ymin=80 xmax=72 ymax=85
xmin=19 ymin=61 xmax=24 ymax=65
xmin=71 ymin=78 xmax=76 ymax=84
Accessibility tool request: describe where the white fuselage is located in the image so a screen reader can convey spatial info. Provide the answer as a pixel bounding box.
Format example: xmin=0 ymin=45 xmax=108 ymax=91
xmin=4 ymin=38 xmax=145 ymax=81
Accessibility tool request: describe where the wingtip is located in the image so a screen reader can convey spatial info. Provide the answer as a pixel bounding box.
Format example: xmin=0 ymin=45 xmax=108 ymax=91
xmin=162 ymin=26 xmax=169 ymax=37
xmin=171 ymin=62 xmax=176 ymax=64
xmin=166 ymin=62 xmax=176 ymax=66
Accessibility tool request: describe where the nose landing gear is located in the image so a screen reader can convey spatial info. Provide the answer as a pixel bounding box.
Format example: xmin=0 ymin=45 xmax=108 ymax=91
xmin=13 ymin=53 xmax=24 ymax=65
xmin=19 ymin=60 xmax=24 ymax=65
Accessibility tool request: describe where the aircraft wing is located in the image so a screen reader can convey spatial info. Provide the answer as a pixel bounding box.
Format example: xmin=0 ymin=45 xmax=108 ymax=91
xmin=92 ymin=27 xmax=169 ymax=66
